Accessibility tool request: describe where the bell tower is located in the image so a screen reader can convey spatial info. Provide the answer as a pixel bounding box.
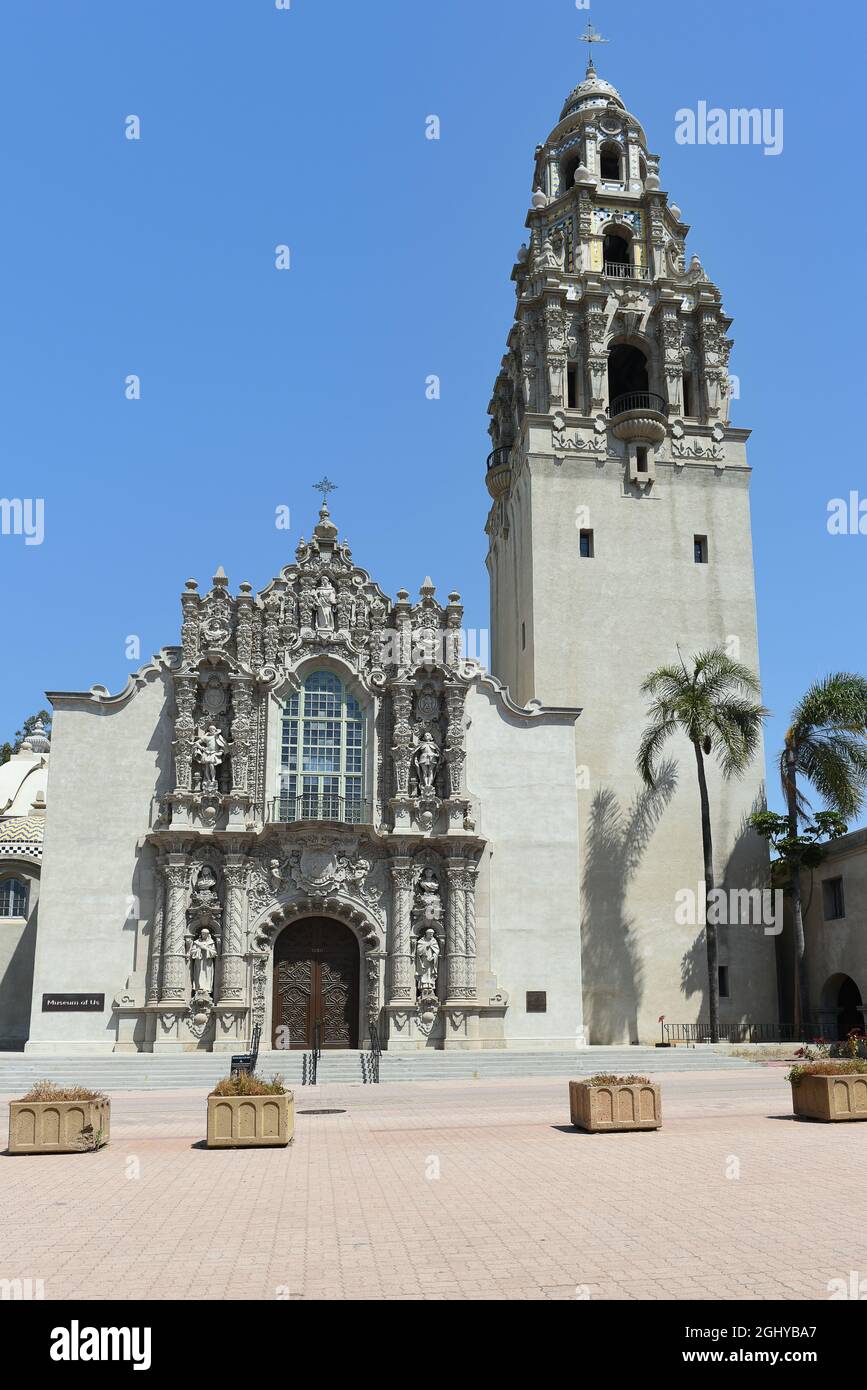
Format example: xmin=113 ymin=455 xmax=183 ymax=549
xmin=485 ymin=36 xmax=778 ymax=1041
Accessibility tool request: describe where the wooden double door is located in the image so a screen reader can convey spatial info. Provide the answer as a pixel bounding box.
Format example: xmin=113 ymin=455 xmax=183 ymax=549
xmin=272 ymin=918 xmax=360 ymax=1049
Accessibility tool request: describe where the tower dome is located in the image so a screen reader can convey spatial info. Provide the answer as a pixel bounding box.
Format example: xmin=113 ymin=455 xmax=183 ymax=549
xmin=560 ymin=63 xmax=625 ymax=122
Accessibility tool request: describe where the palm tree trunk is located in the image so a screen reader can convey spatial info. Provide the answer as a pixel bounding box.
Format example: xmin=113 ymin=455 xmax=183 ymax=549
xmin=786 ymin=748 xmax=811 ymax=1040
xmin=693 ymin=740 xmax=720 ymax=1043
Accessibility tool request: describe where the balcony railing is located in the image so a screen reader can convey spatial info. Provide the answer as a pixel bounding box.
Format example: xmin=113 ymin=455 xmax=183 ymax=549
xmin=486 ymin=445 xmax=512 ymax=472
xmin=267 ymin=794 xmax=372 ymax=825
xmin=609 ymin=391 xmax=668 ymax=419
xmin=603 ymin=261 xmax=650 ymax=280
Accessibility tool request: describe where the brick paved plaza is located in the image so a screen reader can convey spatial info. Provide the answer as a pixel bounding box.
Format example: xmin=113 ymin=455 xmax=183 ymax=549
xmin=2 ymin=1067 xmax=865 ymax=1302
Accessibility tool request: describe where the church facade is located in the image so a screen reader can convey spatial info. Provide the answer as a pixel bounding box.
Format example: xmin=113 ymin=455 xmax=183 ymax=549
xmin=15 ymin=56 xmax=778 ymax=1056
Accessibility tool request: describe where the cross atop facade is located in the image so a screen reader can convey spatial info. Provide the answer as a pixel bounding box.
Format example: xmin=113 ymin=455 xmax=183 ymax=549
xmin=579 ymin=19 xmax=609 ymax=73
xmin=312 ymin=476 xmax=338 ymax=499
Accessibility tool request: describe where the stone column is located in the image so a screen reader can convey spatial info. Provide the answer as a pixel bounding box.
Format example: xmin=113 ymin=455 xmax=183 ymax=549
xmin=159 ymin=855 xmax=190 ymax=1003
xmin=463 ymin=865 xmax=478 ymax=1000
xmin=445 ymin=860 xmax=478 ymax=1001
xmin=218 ymin=856 xmax=248 ymax=1005
xmin=445 ymin=861 xmax=467 ymax=999
xmin=145 ymin=856 xmax=166 ymax=1007
xmin=389 ymin=858 xmax=414 ymax=1002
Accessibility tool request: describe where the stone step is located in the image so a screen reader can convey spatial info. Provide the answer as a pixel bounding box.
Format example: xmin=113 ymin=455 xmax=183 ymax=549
xmin=0 ymin=1047 xmax=753 ymax=1091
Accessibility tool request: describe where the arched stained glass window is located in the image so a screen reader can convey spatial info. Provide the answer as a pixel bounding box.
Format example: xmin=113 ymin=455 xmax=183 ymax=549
xmin=0 ymin=876 xmax=27 ymax=918
xmin=279 ymin=671 xmax=365 ymax=822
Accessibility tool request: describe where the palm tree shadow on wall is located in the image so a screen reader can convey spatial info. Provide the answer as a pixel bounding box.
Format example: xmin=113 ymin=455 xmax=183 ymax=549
xmin=679 ymin=788 xmax=771 ymax=1025
xmin=581 ymin=760 xmax=677 ymax=1044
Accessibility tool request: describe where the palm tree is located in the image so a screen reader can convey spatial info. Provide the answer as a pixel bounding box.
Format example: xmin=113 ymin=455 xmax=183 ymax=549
xmin=780 ymin=674 xmax=867 ymax=1038
xmin=637 ymin=647 xmax=768 ymax=1042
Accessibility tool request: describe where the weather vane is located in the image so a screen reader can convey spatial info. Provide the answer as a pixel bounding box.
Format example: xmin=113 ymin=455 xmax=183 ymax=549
xmin=313 ymin=477 xmax=338 ymax=500
xmin=579 ymin=19 xmax=609 ymax=72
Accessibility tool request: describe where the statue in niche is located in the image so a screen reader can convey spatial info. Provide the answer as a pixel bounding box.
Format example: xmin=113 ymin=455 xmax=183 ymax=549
xmin=415 ymin=928 xmax=440 ymax=995
xmin=268 ymin=858 xmax=284 ymax=893
xmin=194 ymin=723 xmax=226 ymax=791
xmin=314 ymin=576 xmax=337 ymax=631
xmin=411 ymin=729 xmax=440 ymax=794
xmin=415 ymin=867 xmax=442 ymax=925
xmin=192 ymin=865 xmax=220 ymax=911
xmin=539 ymin=231 xmax=564 ymax=270
xmin=189 ymin=927 xmax=218 ymax=999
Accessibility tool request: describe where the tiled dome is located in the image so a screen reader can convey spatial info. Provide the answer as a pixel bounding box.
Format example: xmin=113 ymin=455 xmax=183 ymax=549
xmin=0 ymin=815 xmax=45 ymax=855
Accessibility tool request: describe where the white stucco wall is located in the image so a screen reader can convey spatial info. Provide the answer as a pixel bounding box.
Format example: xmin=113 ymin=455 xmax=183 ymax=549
xmin=489 ymin=445 xmax=779 ymax=1042
xmin=25 ymin=668 xmax=174 ymax=1054
xmin=464 ymin=680 xmax=585 ymax=1047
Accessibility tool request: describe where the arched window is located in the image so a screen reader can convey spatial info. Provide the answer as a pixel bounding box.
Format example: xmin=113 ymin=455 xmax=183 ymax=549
xmin=599 ymin=141 xmax=623 ymax=182
xmin=603 ymin=231 xmax=632 ymax=277
xmin=0 ymin=876 xmax=27 ymax=918
xmin=279 ymin=671 xmax=365 ymax=823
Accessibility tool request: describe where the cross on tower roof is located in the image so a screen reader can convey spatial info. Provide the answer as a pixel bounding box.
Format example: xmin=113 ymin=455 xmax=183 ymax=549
xmin=579 ymin=19 xmax=609 ymax=75
xmin=313 ymin=476 xmax=338 ymax=499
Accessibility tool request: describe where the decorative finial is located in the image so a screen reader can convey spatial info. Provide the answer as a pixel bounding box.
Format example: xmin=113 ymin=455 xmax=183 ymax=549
xmin=579 ymin=19 xmax=609 ymax=76
xmin=313 ymin=476 xmax=338 ymax=500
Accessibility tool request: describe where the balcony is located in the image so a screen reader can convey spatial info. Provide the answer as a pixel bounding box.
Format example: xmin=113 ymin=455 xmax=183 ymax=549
xmin=267 ymin=794 xmax=373 ymax=826
xmin=608 ymin=391 xmax=668 ymax=444
xmin=603 ymin=261 xmax=651 ymax=280
xmin=486 ymin=445 xmax=512 ymax=500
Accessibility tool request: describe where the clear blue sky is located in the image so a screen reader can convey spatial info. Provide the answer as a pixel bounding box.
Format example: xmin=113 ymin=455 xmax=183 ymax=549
xmin=1 ymin=0 xmax=864 ymax=822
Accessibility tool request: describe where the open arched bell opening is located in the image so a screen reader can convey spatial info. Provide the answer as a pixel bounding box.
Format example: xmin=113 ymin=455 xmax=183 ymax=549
xmin=608 ymin=342 xmax=650 ymax=406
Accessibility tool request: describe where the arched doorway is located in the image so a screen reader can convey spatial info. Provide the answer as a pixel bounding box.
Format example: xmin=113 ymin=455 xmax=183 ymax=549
xmin=838 ymin=976 xmax=863 ymax=1038
xmin=272 ymin=917 xmax=360 ymax=1050
xmin=819 ymin=972 xmax=864 ymax=1040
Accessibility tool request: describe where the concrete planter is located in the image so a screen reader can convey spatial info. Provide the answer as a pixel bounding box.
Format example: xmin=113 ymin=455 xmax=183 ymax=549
xmin=791 ymin=1072 xmax=867 ymax=1123
xmin=569 ymin=1080 xmax=661 ymax=1133
xmin=8 ymin=1098 xmax=110 ymax=1154
xmin=206 ymin=1091 xmax=294 ymax=1148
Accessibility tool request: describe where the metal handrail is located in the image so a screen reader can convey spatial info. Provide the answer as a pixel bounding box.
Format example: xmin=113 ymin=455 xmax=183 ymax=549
xmin=486 ymin=446 xmax=512 ymax=472
xmin=268 ymin=794 xmax=372 ymax=826
xmin=307 ymin=1018 xmax=322 ymax=1087
xmin=609 ymin=391 xmax=668 ymax=419
xmin=603 ymin=261 xmax=650 ymax=280
xmin=661 ymin=1022 xmax=820 ymax=1046
xmin=368 ymin=1018 xmax=382 ymax=1085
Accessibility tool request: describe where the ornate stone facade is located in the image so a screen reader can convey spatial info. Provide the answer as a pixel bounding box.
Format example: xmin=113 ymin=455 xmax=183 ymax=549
xmin=110 ymin=498 xmax=499 ymax=1052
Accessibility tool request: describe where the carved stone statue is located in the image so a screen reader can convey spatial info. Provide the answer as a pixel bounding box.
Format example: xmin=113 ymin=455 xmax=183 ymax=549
xmin=189 ymin=927 xmax=218 ymax=998
xmin=267 ymin=858 xmax=283 ymax=893
xmin=194 ymin=723 xmax=226 ymax=791
xmin=415 ymin=867 xmax=442 ymax=925
xmin=411 ymin=729 xmax=440 ymax=793
xmin=192 ymin=865 xmax=220 ymax=910
xmin=314 ymin=577 xmax=337 ymax=631
xmin=415 ymin=928 xmax=440 ymax=994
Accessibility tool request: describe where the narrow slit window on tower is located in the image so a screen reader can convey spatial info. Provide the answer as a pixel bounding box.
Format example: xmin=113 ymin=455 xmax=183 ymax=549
xmin=636 ymin=447 xmax=648 ymax=474
xmin=682 ymin=370 xmax=695 ymax=417
xmin=521 ymin=621 xmax=526 ymax=651
xmin=567 ymin=364 xmax=578 ymax=409
xmin=718 ymin=966 xmax=730 ymax=999
xmin=694 ymin=535 xmax=708 ymax=564
xmin=579 ymin=529 xmax=594 ymax=559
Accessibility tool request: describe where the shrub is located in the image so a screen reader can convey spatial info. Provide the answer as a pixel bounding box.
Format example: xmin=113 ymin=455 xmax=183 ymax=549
xmin=788 ymin=1059 xmax=867 ymax=1086
xmin=210 ymin=1073 xmax=286 ymax=1097
xmin=586 ymin=1073 xmax=653 ymax=1086
xmin=18 ymin=1080 xmax=106 ymax=1102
